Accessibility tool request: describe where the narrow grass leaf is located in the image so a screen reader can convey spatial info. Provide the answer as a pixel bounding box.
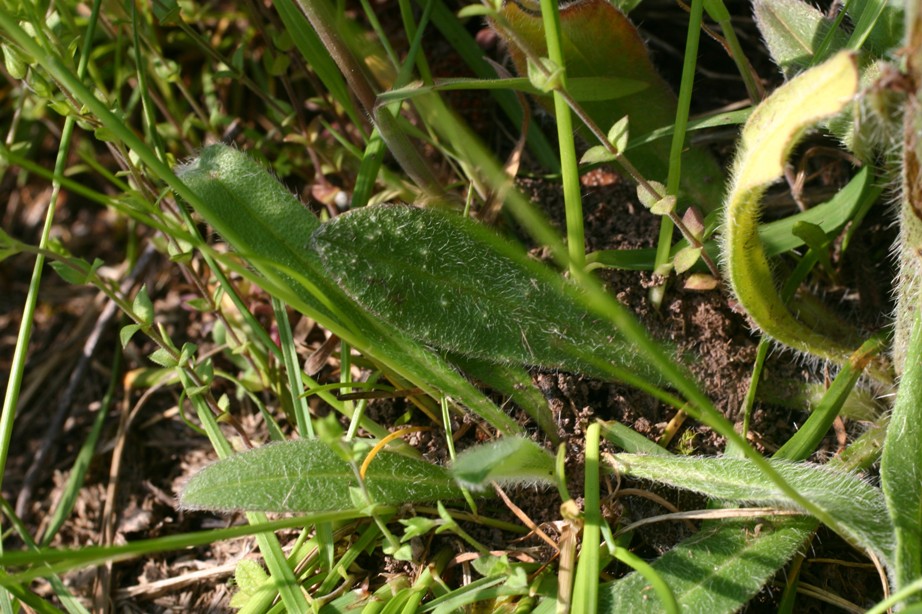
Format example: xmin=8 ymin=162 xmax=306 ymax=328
xmin=180 ymin=439 xmax=461 ymax=513
xmin=773 ymin=337 xmax=883 ymax=461
xmin=417 ymin=0 xmax=558 ymax=170
xmin=845 ymin=0 xmax=903 ymax=54
xmin=274 ymin=0 xmax=364 ymax=130
xmin=880 ymin=310 xmax=922 ymax=591
xmin=599 ymin=420 xmax=670 ymax=456
xmin=608 ymin=453 xmax=894 ymax=565
xmin=310 ymin=204 xmax=657 ymax=382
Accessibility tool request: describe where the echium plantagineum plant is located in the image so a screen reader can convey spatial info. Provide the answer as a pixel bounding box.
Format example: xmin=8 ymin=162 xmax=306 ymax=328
xmin=0 ymin=0 xmax=920 ymax=611
xmin=175 ymin=0 xmax=922 ymax=609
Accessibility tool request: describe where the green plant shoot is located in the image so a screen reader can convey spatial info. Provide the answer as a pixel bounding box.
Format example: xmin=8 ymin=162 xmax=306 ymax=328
xmin=494 ymin=0 xmax=725 ymax=211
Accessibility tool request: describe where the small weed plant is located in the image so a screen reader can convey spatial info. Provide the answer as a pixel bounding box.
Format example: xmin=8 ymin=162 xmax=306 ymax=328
xmin=0 ymin=0 xmax=920 ymax=611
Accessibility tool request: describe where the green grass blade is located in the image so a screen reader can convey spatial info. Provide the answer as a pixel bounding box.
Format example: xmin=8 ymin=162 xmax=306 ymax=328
xmin=651 ymin=0 xmax=708 ymax=306
xmin=773 ymin=337 xmax=884 ymax=461
xmin=419 ymin=0 xmax=559 ymax=171
xmin=274 ymin=0 xmax=365 ymax=131
xmin=571 ymin=422 xmax=601 ymax=613
xmin=536 ymin=0 xmax=585 ymax=272
xmin=39 ymin=350 xmax=121 ymax=545
xmin=0 ymin=512 xmax=363 ymax=586
xmin=271 ymin=297 xmax=315 ymax=438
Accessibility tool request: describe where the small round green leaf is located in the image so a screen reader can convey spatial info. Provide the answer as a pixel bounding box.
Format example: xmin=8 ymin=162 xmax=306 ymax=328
xmin=673 ymin=246 xmax=702 ymax=275
xmin=606 ymin=116 xmax=630 ymax=153
xmin=580 ymin=145 xmax=617 ymax=165
xmin=637 ymin=181 xmax=667 ymax=210
xmin=133 ymin=285 xmax=154 ymax=326
xmin=527 ymin=57 xmax=563 ymax=93
xmin=650 ymin=195 xmax=677 ymax=216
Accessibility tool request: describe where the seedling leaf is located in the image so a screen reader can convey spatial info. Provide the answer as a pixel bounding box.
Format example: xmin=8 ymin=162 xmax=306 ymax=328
xmin=457 ymin=4 xmax=495 ymax=18
xmin=526 ymin=56 xmax=563 ymax=92
xmin=650 ymin=195 xmax=677 ymax=216
xmin=119 ymin=324 xmax=142 ymax=349
xmin=133 ymin=285 xmax=154 ymax=326
xmin=450 ymin=436 xmax=556 ymax=489
xmin=673 ymin=246 xmax=702 ymax=274
xmin=580 ymin=145 xmax=617 ymax=165
xmin=637 ymin=180 xmax=666 ymax=209
xmin=180 ymin=439 xmax=462 ymax=513
xmin=606 ymin=116 xmax=629 ymax=153
xmin=148 ymin=348 xmax=176 ymax=368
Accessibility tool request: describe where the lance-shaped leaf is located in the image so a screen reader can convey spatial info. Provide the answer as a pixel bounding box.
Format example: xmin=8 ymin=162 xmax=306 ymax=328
xmin=599 ymin=517 xmax=818 ymax=614
xmin=608 ymin=453 xmax=895 ymax=567
xmin=180 ymin=439 xmax=462 ymax=513
xmin=495 ymin=0 xmax=725 ymax=211
xmin=310 ymin=204 xmax=658 ymax=383
xmin=177 ymin=145 xmax=522 ymax=435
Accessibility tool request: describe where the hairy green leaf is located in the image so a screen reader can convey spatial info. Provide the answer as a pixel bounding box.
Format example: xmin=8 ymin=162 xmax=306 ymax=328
xmin=180 ymin=439 xmax=461 ymax=513
xmin=310 ymin=204 xmax=657 ymax=383
xmin=450 ymin=437 xmax=556 ymax=489
xmin=608 ymin=453 xmax=895 ymax=565
xmin=753 ymin=0 xmax=848 ymax=77
xmin=177 ymin=144 xmax=523 ymax=434
xmin=599 ymin=517 xmax=817 ymax=614
xmin=720 ymin=52 xmax=866 ymax=368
